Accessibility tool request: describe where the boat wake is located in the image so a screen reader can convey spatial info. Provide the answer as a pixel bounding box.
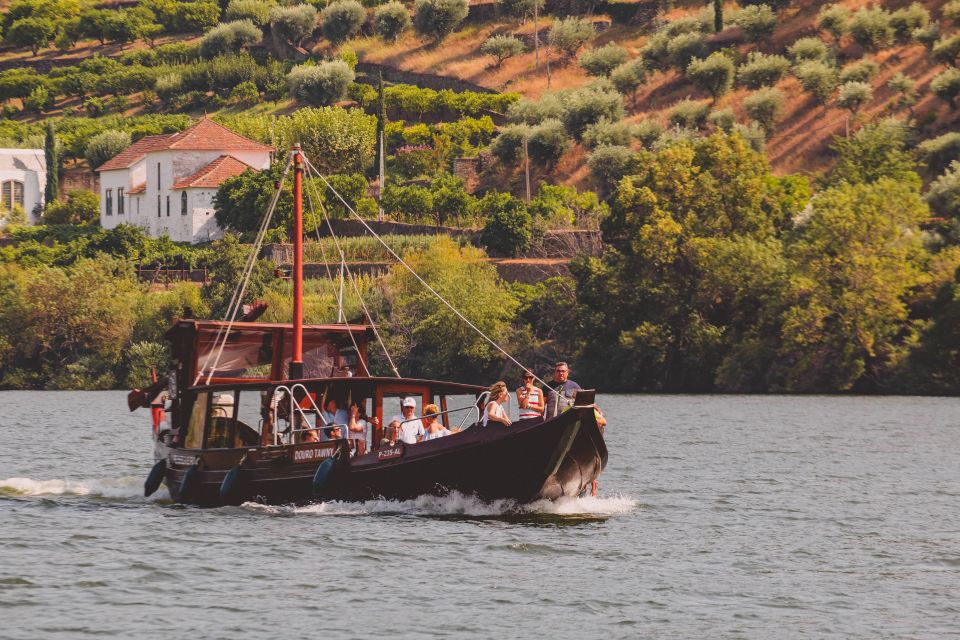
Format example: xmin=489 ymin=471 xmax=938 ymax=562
xmin=241 ymin=491 xmax=637 ymax=519
xmin=0 ymin=476 xmax=168 ymax=501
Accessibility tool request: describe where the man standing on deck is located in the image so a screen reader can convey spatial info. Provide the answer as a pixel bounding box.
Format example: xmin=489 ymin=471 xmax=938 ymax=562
xmin=545 ymin=362 xmax=581 ymax=419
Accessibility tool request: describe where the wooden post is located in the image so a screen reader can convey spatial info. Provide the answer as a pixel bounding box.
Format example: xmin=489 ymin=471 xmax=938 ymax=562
xmin=533 ymin=0 xmax=539 ymax=70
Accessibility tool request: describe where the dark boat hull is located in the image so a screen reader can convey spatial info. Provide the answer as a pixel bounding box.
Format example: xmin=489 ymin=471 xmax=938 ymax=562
xmin=156 ymin=406 xmax=607 ymax=506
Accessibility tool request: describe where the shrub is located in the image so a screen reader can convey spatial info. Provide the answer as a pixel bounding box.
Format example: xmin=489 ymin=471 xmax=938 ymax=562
xmin=506 ymin=93 xmax=565 ymax=124
xmin=392 ymin=144 xmax=436 ymax=179
xmin=732 ymin=120 xmax=767 ymax=151
xmin=634 ymin=119 xmax=664 ymax=148
xmin=708 ymin=107 xmax=736 ymax=132
xmin=888 ymin=72 xmax=918 ymax=112
xmin=737 ymin=52 xmax=790 ymax=88
xmin=412 ymin=0 xmax=469 ymax=43
xmin=913 ymin=21 xmax=941 ymax=49
xmin=610 ymin=58 xmax=647 ymax=102
xmin=226 ymin=0 xmax=274 ymax=25
xmin=321 ymin=0 xmax=366 ymax=45
xmin=817 ymin=4 xmax=849 ymax=45
xmin=925 ymin=161 xmax=960 ymax=218
xmin=200 ymin=20 xmax=262 ymax=58
xmin=890 ymin=3 xmax=929 ymax=43
xmin=269 ymin=4 xmax=318 ymax=48
xmin=548 ymin=16 xmax=594 ymax=59
xmin=587 ymin=145 xmax=636 ymax=192
xmin=743 ymin=87 xmax=784 ymax=134
xmin=560 ymin=82 xmax=625 ymax=140
xmin=794 ymin=60 xmax=837 ymax=104
xmin=527 ymin=118 xmax=571 ymax=167
xmin=582 ymin=118 xmax=633 ymax=149
xmin=579 ymin=43 xmax=629 ymax=77
xmin=374 ymin=1 xmax=411 ymax=42
xmin=788 ymin=37 xmax=829 ymax=62
xmin=839 ymin=59 xmax=879 ymax=84
xmin=732 ymin=4 xmax=777 ymax=41
xmin=23 ymin=85 xmax=52 ymax=113
xmin=229 ymin=80 xmax=260 ymax=105
xmin=382 ymin=183 xmax=434 ymax=222
xmin=848 ymin=6 xmax=894 ymax=51
xmin=932 ymin=34 xmax=960 ymax=67
xmin=663 ymin=15 xmax=707 ymax=37
xmin=490 ymin=124 xmax=529 ymax=163
xmin=640 ymin=31 xmax=671 ymax=71
xmin=154 ymin=72 xmax=183 ymax=104
xmin=931 ymin=68 xmax=960 ymax=109
xmin=480 ymin=192 xmax=531 ymax=256
xmin=497 ymin=0 xmax=544 ymax=20
xmin=944 ymin=0 xmax=960 ymax=22
xmin=667 ymin=31 xmax=708 ymax=69
xmin=84 ymin=96 xmax=106 ymax=117
xmin=918 ymin=132 xmax=960 ymax=173
xmin=287 ymin=60 xmax=355 ymax=106
xmin=43 ymin=190 xmax=99 ymax=225
xmin=835 ymin=80 xmax=873 ymax=115
xmin=86 ymin=130 xmax=131 ymax=170
xmin=481 ymin=35 xmax=525 ymax=67
xmin=687 ymin=52 xmax=735 ymax=100
xmin=669 ymin=99 xmax=710 ymax=129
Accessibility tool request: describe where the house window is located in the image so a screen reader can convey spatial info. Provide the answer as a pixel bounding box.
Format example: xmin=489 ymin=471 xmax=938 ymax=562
xmin=136 ymin=197 xmax=140 ymax=215
xmin=166 ymin=195 xmax=170 ymax=217
xmin=117 ymin=188 xmax=124 ymax=215
xmin=181 ymin=191 xmax=188 ymax=215
xmin=2 ymin=180 xmax=23 ymax=212
xmin=157 ymin=195 xmax=161 ymax=218
xmin=105 ymin=188 xmax=113 ymax=216
xmin=157 ymin=163 xmax=161 ymax=190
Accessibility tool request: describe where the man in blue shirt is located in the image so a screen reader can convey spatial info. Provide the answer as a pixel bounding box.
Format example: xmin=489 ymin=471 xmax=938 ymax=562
xmin=545 ymin=361 xmax=581 ymax=419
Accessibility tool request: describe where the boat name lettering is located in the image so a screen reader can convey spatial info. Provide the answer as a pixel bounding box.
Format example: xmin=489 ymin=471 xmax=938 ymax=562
xmin=378 ymin=446 xmax=403 ymax=460
xmin=170 ymin=454 xmax=198 ymax=466
xmin=292 ymin=446 xmax=334 ymax=463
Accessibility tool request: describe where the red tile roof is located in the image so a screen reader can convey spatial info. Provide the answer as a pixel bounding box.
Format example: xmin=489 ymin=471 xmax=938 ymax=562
xmin=172 ymin=155 xmax=259 ymax=189
xmin=96 ymin=134 xmax=173 ymax=172
xmin=128 ymin=182 xmax=146 ymax=195
xmin=95 ymin=118 xmax=272 ymax=172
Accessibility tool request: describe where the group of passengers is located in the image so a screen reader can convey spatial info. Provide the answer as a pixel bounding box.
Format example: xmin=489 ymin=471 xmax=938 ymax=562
xmin=381 ymin=397 xmax=456 ymax=446
xmin=483 ymin=361 xmax=605 ymax=429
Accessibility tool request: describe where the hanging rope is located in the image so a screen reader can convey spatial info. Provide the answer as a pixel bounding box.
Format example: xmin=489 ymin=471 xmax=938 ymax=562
xmin=302 ymin=157 xmax=400 ymax=377
xmin=302 ymin=155 xmax=549 ymax=391
xmin=197 ymin=155 xmax=292 ymax=385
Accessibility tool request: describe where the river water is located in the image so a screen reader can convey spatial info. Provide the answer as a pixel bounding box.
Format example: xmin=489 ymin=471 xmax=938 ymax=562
xmin=1 ymin=392 xmax=957 ymax=639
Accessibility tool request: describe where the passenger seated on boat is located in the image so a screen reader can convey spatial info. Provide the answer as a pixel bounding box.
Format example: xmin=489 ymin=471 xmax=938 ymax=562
xmin=391 ymin=397 xmax=424 ymax=444
xmin=321 ymin=398 xmax=349 ymax=429
xmin=323 ymin=425 xmax=343 ymax=441
xmin=380 ymin=419 xmax=401 ymax=447
xmin=482 ymin=382 xmax=512 ymax=427
xmin=302 ymin=428 xmax=320 ymax=443
xmin=421 ymin=404 xmax=453 ymax=441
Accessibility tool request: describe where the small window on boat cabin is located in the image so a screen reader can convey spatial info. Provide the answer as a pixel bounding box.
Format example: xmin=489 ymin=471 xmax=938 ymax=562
xmin=195 ymin=326 xmax=276 ymax=382
xmin=184 ymin=392 xmax=209 ymax=449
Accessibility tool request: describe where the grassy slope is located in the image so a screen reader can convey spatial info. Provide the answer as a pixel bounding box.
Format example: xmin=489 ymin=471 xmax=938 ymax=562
xmin=351 ymin=0 xmax=960 ymax=182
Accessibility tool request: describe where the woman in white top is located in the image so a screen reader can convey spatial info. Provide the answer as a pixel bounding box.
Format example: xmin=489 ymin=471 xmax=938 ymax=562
xmin=347 ymin=402 xmax=377 ymax=454
xmin=482 ymin=381 xmax=512 ymax=427
xmin=421 ymin=403 xmax=453 ymax=441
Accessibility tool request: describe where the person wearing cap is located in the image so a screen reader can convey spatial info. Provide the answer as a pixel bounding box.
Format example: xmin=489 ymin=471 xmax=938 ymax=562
xmin=516 ymin=371 xmax=544 ymax=421
xmin=390 ymin=397 xmax=424 ymax=444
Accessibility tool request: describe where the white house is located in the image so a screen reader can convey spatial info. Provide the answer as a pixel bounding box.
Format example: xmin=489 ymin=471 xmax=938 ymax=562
xmin=97 ymin=119 xmax=272 ymax=243
xmin=0 ymin=148 xmax=46 ymax=225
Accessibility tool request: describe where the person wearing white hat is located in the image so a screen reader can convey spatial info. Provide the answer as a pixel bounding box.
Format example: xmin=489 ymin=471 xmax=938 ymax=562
xmin=390 ymin=397 xmax=424 ymax=444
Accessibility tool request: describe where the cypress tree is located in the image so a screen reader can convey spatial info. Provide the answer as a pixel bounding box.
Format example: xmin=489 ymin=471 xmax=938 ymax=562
xmin=44 ymin=121 xmax=59 ymax=206
xmin=373 ymin=71 xmax=387 ymax=179
xmin=714 ymin=0 xmax=723 ymax=32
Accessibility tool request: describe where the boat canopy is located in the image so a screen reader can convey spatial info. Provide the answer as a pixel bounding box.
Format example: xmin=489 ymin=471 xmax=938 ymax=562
xmin=166 ymin=319 xmax=373 ymax=384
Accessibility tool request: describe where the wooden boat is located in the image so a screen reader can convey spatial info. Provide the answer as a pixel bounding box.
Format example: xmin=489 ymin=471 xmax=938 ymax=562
xmin=131 ymin=147 xmax=607 ymax=507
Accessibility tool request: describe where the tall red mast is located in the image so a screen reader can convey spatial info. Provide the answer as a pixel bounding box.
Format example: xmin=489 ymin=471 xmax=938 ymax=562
xmin=290 ymin=144 xmax=304 ymax=380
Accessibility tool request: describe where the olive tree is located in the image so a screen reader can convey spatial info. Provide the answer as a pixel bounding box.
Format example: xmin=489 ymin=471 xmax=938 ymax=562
xmin=226 ymin=0 xmax=274 ymax=26
xmin=687 ymin=52 xmax=735 ymax=101
xmin=287 ymin=60 xmax=354 ymax=106
xmin=732 ymin=4 xmax=777 ymax=41
xmin=269 ymin=4 xmax=318 ymax=49
xmin=848 ymin=6 xmax=894 ymax=51
xmin=374 ymin=1 xmax=411 ymax=42
xmin=931 ymin=68 xmax=960 ymax=109
xmin=743 ymin=87 xmax=784 ymax=135
xmin=200 ymin=20 xmax=262 ymax=58
xmin=890 ymin=3 xmax=929 ymax=43
xmin=548 ymin=16 xmax=594 ymax=59
xmin=817 ymin=4 xmax=849 ymax=46
xmin=610 ymin=58 xmax=647 ymax=104
xmin=737 ymin=52 xmax=790 ymax=89
xmin=579 ymin=43 xmax=629 ymax=77
xmin=480 ymin=35 xmax=525 ymax=67
xmin=932 ymin=34 xmax=960 ymax=67
xmin=788 ymin=36 xmax=829 ymax=62
xmin=836 ymin=81 xmax=873 ymax=116
xmin=321 ymin=0 xmax=366 ymax=46
xmin=669 ymin=99 xmax=710 ymax=130
xmin=86 ymin=130 xmax=131 ymax=170
xmin=794 ymin=60 xmax=837 ymax=104
xmin=838 ymin=59 xmax=879 ymax=84
xmin=412 ymin=0 xmax=469 ymax=44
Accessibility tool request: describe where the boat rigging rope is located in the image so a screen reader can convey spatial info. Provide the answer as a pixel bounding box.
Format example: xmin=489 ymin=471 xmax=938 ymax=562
xmin=302 ymin=155 xmax=551 ymax=391
xmin=302 ymin=158 xmax=400 ymax=377
xmin=197 ymin=155 xmax=293 ymax=385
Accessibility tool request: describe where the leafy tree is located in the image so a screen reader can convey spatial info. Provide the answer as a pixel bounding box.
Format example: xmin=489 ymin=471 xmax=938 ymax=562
xmin=77 ymin=9 xmax=114 ymax=45
xmin=480 ymin=191 xmax=531 ymax=257
xmin=848 ymin=6 xmax=894 ymax=51
xmin=817 ymin=4 xmax=848 ymax=45
xmin=932 ymin=34 xmax=960 ymax=67
xmin=737 ymin=52 xmax=790 ymax=89
xmin=199 ymin=19 xmax=262 ymax=58
xmin=582 ymin=118 xmax=632 ymax=149
xmin=412 ymin=0 xmax=468 ymax=44
xmin=23 ymin=84 xmax=52 ymax=112
xmin=43 ymin=189 xmax=99 ymax=225
xmin=229 ymin=80 xmax=260 ymax=105
xmin=7 ymin=17 xmax=55 ymax=55
xmin=269 ymin=4 xmax=318 ymax=49
xmin=609 ymin=58 xmax=646 ymax=104
xmin=526 ymin=118 xmax=571 ymax=168
xmin=429 ymin=172 xmax=477 ymax=226
xmin=548 ymin=16 xmax=593 ymax=59
xmin=708 ymin=107 xmax=736 ymax=132
xmin=640 ymin=31 xmax=672 ymax=72
xmin=578 ymin=43 xmax=628 ymax=77
xmin=890 ymin=3 xmax=929 ymax=43
xmin=918 ymin=132 xmax=960 ymax=174
xmin=839 ymin=58 xmax=879 ymax=84
xmin=287 ymin=60 xmax=354 ymax=106
xmin=788 ymin=36 xmax=828 ymax=62
xmin=669 ymin=98 xmax=710 ymax=129
xmin=381 ymin=183 xmax=433 ymax=222
xmin=931 ymin=68 xmax=960 ymax=109
xmin=926 ymin=160 xmax=960 ymax=219
xmin=587 ymin=144 xmax=636 ymax=193
xmin=945 ymin=0 xmax=960 ymax=22
xmin=559 ymin=81 xmax=625 ymax=141
xmin=888 ymin=72 xmax=918 ymax=115
xmin=835 ymin=80 xmax=873 ymax=116
xmin=826 ymin=120 xmax=918 ymax=188
xmin=481 ymin=35 xmax=525 ymax=67
xmin=202 ymin=234 xmax=273 ymax=319
xmin=743 ymin=87 xmax=784 ymax=135
xmin=321 ymin=0 xmax=366 ymax=45
xmin=226 ymin=0 xmax=274 ymax=25
xmin=666 ymin=31 xmax=708 ymax=69
xmin=214 ymin=166 xmax=284 ymax=234
xmin=687 ymin=52 xmax=735 ymax=102
xmin=490 ymin=124 xmax=529 ymax=164
xmin=176 ymin=1 xmax=221 ymax=32
xmin=794 ymin=60 xmax=837 ymax=104
xmin=85 ymin=129 xmax=131 ymax=170
xmin=275 ymin=106 xmax=376 ymax=175
xmin=732 ymin=4 xmax=777 ymax=41
xmin=44 ymin=122 xmax=58 ymax=206
xmin=374 ymin=1 xmax=411 ymax=42
xmin=497 ymin=0 xmax=543 ymax=21
xmin=713 ymin=0 xmax=723 ymax=32
xmin=0 ymin=68 xmax=47 ymax=101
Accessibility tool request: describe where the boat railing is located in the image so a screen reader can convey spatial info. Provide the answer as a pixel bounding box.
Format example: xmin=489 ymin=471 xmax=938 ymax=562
xmin=270 ymin=384 xmax=335 ymax=446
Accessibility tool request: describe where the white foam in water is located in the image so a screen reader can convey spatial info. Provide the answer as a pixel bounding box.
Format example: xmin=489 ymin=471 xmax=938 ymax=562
xmin=0 ymin=476 xmax=167 ymax=501
xmin=242 ymin=491 xmax=637 ymax=518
